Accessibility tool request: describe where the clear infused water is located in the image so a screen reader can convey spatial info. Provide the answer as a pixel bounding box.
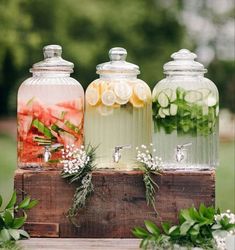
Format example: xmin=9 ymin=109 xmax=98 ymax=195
xmin=153 ymin=126 xmax=219 ymax=170
xmin=85 ymin=103 xmax=152 ymax=169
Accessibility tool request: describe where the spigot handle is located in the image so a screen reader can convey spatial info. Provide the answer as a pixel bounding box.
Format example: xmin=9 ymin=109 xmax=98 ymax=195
xmin=176 ymin=142 xmax=192 ymax=150
xmin=113 ymin=144 xmax=132 ymax=163
xmin=114 ymin=144 xmax=131 ymax=152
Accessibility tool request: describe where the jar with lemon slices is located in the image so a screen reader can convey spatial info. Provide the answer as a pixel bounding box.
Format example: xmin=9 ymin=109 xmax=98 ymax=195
xmin=85 ymin=47 xmax=152 ymax=169
xmin=152 ymin=49 xmax=219 ymax=170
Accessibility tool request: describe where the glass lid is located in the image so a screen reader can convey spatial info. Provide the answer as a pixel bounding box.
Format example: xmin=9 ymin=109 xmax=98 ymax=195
xmin=163 ymin=49 xmax=207 ymax=73
xmin=96 ymin=47 xmax=140 ymax=75
xmin=31 ymin=45 xmax=74 ymax=73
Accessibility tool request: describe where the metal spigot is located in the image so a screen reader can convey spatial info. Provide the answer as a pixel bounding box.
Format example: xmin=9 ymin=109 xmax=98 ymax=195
xmin=113 ymin=145 xmax=131 ymax=163
xmin=43 ymin=146 xmax=51 ymax=163
xmin=175 ymin=143 xmax=192 ymax=163
xmin=43 ymin=143 xmax=63 ymax=162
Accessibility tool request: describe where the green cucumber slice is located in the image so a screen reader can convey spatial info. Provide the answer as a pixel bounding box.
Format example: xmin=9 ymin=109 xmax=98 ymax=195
xmin=170 ymin=104 xmax=178 ymax=116
xmin=163 ymin=88 xmax=172 ymax=99
xmin=184 ymin=90 xmax=202 ymax=103
xmin=162 ymin=108 xmax=170 ymax=116
xmin=157 ymin=92 xmax=169 ymax=108
xmin=207 ymin=93 xmax=217 ymax=107
xmin=32 ymin=119 xmax=53 ymax=139
xmin=158 ymin=108 xmax=166 ymax=118
xmin=198 ymin=88 xmax=211 ymax=99
xmin=170 ymin=91 xmax=177 ymax=102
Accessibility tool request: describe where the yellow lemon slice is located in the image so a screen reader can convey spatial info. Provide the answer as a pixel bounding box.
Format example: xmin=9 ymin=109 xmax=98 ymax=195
xmin=114 ymin=82 xmax=132 ymax=101
xmin=130 ymin=93 xmax=144 ymax=108
xmin=116 ymin=96 xmax=129 ymax=105
xmin=86 ymin=87 xmax=100 ymax=106
xmin=101 ymin=90 xmax=116 ymax=106
xmin=98 ymin=105 xmax=114 ymax=116
xmin=134 ymin=83 xmax=148 ymax=101
xmin=99 ymin=81 xmax=109 ymax=95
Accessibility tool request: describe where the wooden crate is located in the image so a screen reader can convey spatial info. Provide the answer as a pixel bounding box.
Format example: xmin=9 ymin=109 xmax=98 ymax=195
xmin=14 ymin=169 xmax=215 ymax=238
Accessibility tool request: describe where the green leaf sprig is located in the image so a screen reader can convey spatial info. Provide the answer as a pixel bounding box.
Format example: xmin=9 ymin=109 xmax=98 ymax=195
xmin=136 ymin=144 xmax=162 ymax=214
xmin=133 ymin=204 xmax=235 ymax=249
xmin=0 ymin=191 xmax=38 ymax=247
xmin=61 ymin=144 xmax=97 ymax=223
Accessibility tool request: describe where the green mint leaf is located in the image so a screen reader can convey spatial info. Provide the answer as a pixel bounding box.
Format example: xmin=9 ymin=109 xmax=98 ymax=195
xmin=3 ymin=210 xmax=13 ymax=226
xmin=8 ymin=229 xmax=20 ymax=241
xmin=132 ymin=227 xmax=149 ymax=238
xmin=180 ymin=221 xmax=195 ymax=235
xmin=25 ymin=199 xmax=39 ymax=210
xmin=12 ymin=217 xmax=26 ymax=229
xmin=18 ymin=229 xmax=30 ymax=239
xmin=0 ymin=228 xmax=11 ymax=242
xmin=161 ymin=222 xmax=171 ymax=234
xmin=144 ymin=220 xmax=160 ymax=236
xmin=5 ymin=191 xmax=17 ymax=209
xmin=18 ymin=197 xmax=31 ymax=209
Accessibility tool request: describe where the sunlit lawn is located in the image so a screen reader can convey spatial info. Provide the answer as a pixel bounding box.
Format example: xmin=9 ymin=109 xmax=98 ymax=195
xmin=0 ymin=133 xmax=234 ymax=212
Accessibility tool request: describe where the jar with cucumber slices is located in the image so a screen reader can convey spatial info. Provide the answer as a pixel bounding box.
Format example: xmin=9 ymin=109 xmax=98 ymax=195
xmin=152 ymin=49 xmax=219 ymax=170
xmin=17 ymin=45 xmax=84 ymax=169
xmin=85 ymin=47 xmax=152 ymax=169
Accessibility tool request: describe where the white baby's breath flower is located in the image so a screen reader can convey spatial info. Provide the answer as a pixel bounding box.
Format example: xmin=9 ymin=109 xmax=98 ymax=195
xmin=61 ymin=145 xmax=90 ymax=174
xmin=136 ymin=144 xmax=162 ymax=171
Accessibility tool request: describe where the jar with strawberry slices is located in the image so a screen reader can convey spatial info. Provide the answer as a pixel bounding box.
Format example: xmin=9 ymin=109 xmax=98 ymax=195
xmin=17 ymin=45 xmax=84 ymax=169
xmin=85 ymin=47 xmax=152 ymax=169
xmin=152 ymin=49 xmax=219 ymax=170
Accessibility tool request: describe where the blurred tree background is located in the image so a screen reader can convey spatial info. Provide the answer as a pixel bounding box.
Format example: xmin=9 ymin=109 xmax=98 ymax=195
xmin=0 ymin=0 xmax=234 ymax=117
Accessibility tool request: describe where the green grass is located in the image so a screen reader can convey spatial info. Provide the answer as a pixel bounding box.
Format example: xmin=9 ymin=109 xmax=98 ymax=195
xmin=0 ymin=133 xmax=234 ymax=212
xmin=0 ymin=134 xmax=16 ymax=206
xmin=216 ymin=141 xmax=235 ymax=212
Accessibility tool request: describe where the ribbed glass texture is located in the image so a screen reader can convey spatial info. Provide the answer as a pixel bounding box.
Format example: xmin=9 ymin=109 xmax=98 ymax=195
xmin=152 ymin=74 xmax=219 ymax=170
xmin=85 ymin=77 xmax=152 ymax=169
xmin=17 ymin=72 xmax=84 ymax=169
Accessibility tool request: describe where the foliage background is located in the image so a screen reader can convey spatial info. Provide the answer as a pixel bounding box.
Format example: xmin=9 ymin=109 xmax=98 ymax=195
xmin=0 ymin=0 xmax=234 ymax=211
xmin=0 ymin=0 xmax=234 ymax=116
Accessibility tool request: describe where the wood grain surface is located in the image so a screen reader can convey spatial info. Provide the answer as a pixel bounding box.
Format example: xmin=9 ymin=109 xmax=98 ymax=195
xmin=14 ymin=169 xmax=215 ymax=238
xmin=19 ymin=238 xmax=140 ymax=250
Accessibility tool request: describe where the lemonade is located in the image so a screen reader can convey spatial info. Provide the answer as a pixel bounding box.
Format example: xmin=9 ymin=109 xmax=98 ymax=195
xmin=85 ymin=48 xmax=152 ymax=169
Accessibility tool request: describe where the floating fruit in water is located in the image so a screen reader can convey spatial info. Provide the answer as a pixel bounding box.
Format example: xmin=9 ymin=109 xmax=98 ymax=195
xmin=101 ymin=90 xmax=116 ymax=106
xmin=98 ymin=105 xmax=114 ymax=116
xmin=114 ymin=81 xmax=132 ymax=101
xmin=86 ymin=87 xmax=100 ymax=106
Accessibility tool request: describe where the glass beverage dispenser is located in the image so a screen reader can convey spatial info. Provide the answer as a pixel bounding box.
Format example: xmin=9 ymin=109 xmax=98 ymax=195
xmin=85 ymin=47 xmax=152 ymax=169
xmin=152 ymin=49 xmax=219 ymax=170
xmin=17 ymin=45 xmax=84 ymax=169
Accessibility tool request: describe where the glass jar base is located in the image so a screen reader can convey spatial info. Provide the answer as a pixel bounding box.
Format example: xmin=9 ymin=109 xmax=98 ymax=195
xmin=162 ymin=163 xmax=215 ymax=171
xmin=18 ymin=162 xmax=63 ymax=171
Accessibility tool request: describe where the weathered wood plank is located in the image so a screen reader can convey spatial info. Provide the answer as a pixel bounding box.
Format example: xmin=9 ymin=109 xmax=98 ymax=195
xmin=19 ymin=238 xmax=140 ymax=250
xmin=24 ymin=222 xmax=59 ymax=237
xmin=15 ymin=169 xmax=215 ymax=238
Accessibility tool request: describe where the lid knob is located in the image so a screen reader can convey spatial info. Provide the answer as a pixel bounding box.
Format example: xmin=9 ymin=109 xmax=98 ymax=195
xmin=171 ymin=49 xmax=197 ymax=61
xmin=109 ymin=47 xmax=127 ymax=61
xmin=43 ymin=45 xmax=62 ymax=59
xmin=163 ymin=48 xmax=206 ymax=73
